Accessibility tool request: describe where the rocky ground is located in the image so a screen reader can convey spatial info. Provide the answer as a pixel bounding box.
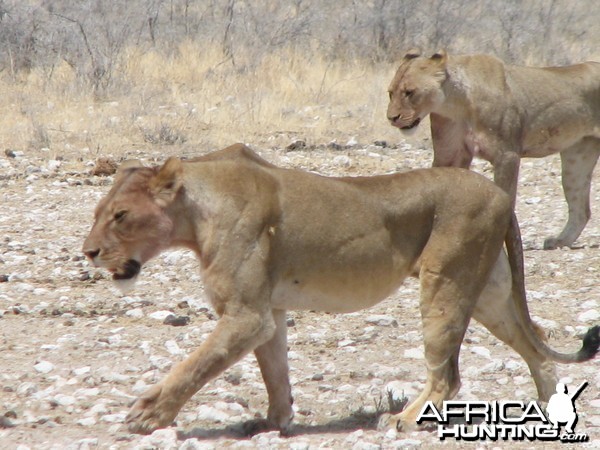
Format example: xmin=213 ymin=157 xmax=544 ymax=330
xmin=1 ymin=138 xmax=599 ymax=450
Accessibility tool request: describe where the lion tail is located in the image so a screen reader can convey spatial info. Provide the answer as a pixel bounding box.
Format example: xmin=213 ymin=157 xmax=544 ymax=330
xmin=505 ymin=211 xmax=600 ymax=363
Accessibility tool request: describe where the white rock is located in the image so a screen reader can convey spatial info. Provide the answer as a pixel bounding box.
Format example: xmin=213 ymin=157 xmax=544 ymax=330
xmin=17 ymin=382 xmax=38 ymax=395
xmin=108 ymin=334 xmax=122 ymax=345
xmin=337 ymin=339 xmax=355 ymax=347
xmin=126 ymin=308 xmax=144 ymax=319
xmin=73 ymin=438 xmax=98 ymax=449
xmin=196 ymin=404 xmax=230 ymax=422
xmin=165 ymin=340 xmax=183 ymax=355
xmin=100 ymin=412 xmax=127 ymax=423
xmin=504 ymin=359 xmax=523 ymax=371
xmin=345 ymin=429 xmax=364 ymax=443
xmin=365 ymin=315 xmax=398 ymax=327
xmin=352 ymin=441 xmax=380 ymax=450
xmin=149 ymin=310 xmax=175 ymax=321
xmin=577 ymin=309 xmax=600 ymax=323
xmin=581 ymin=299 xmax=598 ymax=309
xmin=403 ymin=348 xmax=424 ymax=359
xmin=109 ymin=387 xmax=135 ymax=399
xmin=77 ymin=417 xmax=97 ymax=426
xmin=496 ymin=377 xmax=509 ymax=385
xmin=391 ymin=438 xmax=422 ymax=448
xmin=75 ymin=387 xmax=100 ymax=397
xmin=346 ymin=136 xmax=358 ymax=146
xmin=140 ymin=341 xmax=152 ymax=355
xmin=478 ymin=359 xmax=504 ymax=374
xmin=333 ymin=155 xmax=352 ymax=167
xmin=53 ymin=394 xmax=77 ymax=406
xmin=73 ymin=366 xmax=91 ymax=376
xmin=470 ymin=346 xmax=491 ymax=359
xmin=88 ymin=402 xmax=109 ymax=416
xmin=137 ymin=428 xmax=178 ymax=450
xmin=34 ymin=361 xmax=54 ymax=374
xmin=587 ymin=416 xmax=600 ymax=427
xmin=178 ymin=439 xmax=217 ymax=450
xmin=149 ymin=355 xmax=173 ymax=370
xmin=102 ymin=372 xmax=130 ymax=383
xmin=385 ymin=428 xmax=398 ymax=440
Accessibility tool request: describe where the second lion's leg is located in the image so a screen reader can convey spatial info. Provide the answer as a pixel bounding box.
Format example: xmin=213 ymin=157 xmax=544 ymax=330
xmin=544 ymin=141 xmax=600 ymax=249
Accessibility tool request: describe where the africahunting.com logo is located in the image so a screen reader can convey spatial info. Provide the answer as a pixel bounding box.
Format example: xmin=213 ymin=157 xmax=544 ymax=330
xmin=417 ymin=382 xmax=590 ymax=443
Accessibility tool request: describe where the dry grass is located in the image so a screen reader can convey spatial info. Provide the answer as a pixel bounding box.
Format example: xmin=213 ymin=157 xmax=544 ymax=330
xmin=0 ymin=42 xmax=402 ymax=163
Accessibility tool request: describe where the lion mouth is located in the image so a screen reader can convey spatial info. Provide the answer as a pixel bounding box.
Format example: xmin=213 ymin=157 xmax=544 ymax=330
xmin=400 ymin=118 xmax=421 ymax=130
xmin=112 ymin=260 xmax=141 ymax=280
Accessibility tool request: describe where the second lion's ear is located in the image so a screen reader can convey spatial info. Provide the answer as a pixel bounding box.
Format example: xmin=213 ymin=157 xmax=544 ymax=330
xmin=115 ymin=159 xmax=144 ymax=181
xmin=431 ymin=49 xmax=448 ymax=65
xmin=404 ymin=48 xmax=422 ymax=60
xmin=150 ymin=157 xmax=183 ymax=207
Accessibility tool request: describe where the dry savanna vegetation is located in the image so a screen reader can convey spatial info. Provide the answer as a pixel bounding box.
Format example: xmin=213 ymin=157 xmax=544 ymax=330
xmin=1 ymin=1 xmax=600 ymax=449
xmin=1 ymin=0 xmax=599 ymax=160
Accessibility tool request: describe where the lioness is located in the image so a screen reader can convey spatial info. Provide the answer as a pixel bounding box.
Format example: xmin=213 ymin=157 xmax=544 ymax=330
xmin=82 ymin=144 xmax=599 ymax=435
xmin=387 ymin=49 xmax=600 ymax=249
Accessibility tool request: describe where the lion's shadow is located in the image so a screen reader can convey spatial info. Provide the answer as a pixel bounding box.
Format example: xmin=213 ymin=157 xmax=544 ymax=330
xmin=177 ymin=396 xmax=411 ymax=441
xmin=177 ymin=410 xmax=384 ymax=441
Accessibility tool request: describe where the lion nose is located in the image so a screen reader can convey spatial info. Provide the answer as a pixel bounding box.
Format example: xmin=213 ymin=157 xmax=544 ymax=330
xmin=84 ymin=248 xmax=100 ymax=260
xmin=388 ymin=114 xmax=400 ymax=123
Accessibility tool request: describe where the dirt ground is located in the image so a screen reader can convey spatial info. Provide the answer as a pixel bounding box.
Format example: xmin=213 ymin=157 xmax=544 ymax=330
xmin=1 ymin=136 xmax=599 ymax=450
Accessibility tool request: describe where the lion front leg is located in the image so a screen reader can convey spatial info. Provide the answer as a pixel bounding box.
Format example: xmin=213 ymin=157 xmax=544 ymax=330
xmin=126 ymin=308 xmax=276 ymax=434
xmin=243 ymin=309 xmax=294 ymax=436
xmin=492 ymin=150 xmax=520 ymax=210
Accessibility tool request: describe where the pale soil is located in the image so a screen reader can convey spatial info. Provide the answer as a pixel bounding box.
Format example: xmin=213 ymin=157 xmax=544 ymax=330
xmin=1 ymin=136 xmax=599 ymax=450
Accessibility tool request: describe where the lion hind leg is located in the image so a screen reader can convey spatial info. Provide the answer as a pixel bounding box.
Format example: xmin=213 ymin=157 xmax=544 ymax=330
xmin=473 ymin=253 xmax=557 ymax=401
xmin=545 ymin=142 xmax=600 ymax=249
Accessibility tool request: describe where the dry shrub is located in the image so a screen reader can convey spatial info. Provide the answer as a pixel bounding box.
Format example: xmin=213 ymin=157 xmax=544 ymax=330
xmin=0 ymin=39 xmax=400 ymax=161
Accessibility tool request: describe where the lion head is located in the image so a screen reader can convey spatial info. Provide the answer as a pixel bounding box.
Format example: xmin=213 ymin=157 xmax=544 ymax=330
xmin=387 ymin=49 xmax=448 ymax=132
xmin=82 ymin=158 xmax=183 ymax=292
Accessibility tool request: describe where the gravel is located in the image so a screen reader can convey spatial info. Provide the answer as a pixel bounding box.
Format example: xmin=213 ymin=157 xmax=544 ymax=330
xmin=1 ymin=139 xmax=599 ymax=449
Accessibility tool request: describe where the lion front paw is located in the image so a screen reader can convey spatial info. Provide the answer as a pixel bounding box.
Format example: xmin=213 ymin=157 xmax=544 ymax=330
xmin=125 ymin=384 xmax=180 ymax=435
xmin=377 ymin=412 xmax=421 ymax=433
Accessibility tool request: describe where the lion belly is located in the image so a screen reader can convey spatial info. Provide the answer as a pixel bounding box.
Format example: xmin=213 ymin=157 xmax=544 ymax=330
xmin=270 ymin=275 xmax=403 ymax=314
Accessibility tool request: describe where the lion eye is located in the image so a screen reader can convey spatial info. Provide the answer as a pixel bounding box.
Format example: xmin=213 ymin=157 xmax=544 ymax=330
xmin=114 ymin=210 xmax=127 ymax=222
xmin=404 ymin=89 xmax=415 ymax=98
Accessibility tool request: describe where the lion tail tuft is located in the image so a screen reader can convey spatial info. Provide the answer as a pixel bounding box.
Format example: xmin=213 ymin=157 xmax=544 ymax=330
xmin=578 ymin=325 xmax=600 ymax=362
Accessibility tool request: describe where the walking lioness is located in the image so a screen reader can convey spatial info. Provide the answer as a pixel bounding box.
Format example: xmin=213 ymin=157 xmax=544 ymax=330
xmin=387 ymin=49 xmax=600 ymax=249
xmin=82 ymin=144 xmax=600 ymax=435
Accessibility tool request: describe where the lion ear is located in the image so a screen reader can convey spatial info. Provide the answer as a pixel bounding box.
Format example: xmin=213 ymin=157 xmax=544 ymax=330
xmin=115 ymin=159 xmax=144 ymax=181
xmin=431 ymin=50 xmax=448 ymax=64
xmin=150 ymin=157 xmax=183 ymax=207
xmin=404 ymin=48 xmax=422 ymax=60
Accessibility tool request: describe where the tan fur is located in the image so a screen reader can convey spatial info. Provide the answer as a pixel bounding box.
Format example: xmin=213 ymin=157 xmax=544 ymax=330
xmin=83 ymin=144 xmax=597 ymax=435
xmin=387 ymin=50 xmax=600 ymax=249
